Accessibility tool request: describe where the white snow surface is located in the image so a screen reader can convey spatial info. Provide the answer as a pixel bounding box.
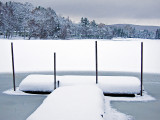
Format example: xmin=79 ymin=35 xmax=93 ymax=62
xmin=3 ymin=87 xmax=155 ymax=102
xmin=106 ymin=91 xmax=155 ymax=102
xmin=4 ymin=88 xmax=155 ymax=120
xmin=3 ymin=85 xmax=155 ymax=120
xmin=58 ymin=76 xmax=97 ymax=86
xmin=27 ymin=85 xmax=105 ymax=120
xmin=19 ymin=75 xmax=140 ymax=94
xmin=103 ymin=91 xmax=155 ymax=120
xmin=99 ymin=76 xmax=140 ymax=94
xmin=59 ymin=75 xmax=141 ymax=94
xmin=104 ymin=98 xmax=133 ymax=120
xmin=0 ymin=39 xmax=160 ymax=73
xmin=19 ymin=75 xmax=54 ymax=92
xmin=3 ymin=87 xmax=47 ymax=96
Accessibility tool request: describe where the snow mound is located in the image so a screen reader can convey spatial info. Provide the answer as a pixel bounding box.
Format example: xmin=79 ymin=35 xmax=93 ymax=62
xmin=59 ymin=76 xmax=141 ymax=94
xmin=99 ymin=76 xmax=141 ymax=94
xmin=3 ymin=87 xmax=48 ymax=96
xmin=19 ymin=75 xmax=140 ymax=94
xmin=27 ymin=85 xmax=105 ymax=120
xmin=106 ymin=91 xmax=155 ymax=102
xmin=58 ymin=76 xmax=96 ymax=86
xmin=19 ymin=74 xmax=54 ymax=92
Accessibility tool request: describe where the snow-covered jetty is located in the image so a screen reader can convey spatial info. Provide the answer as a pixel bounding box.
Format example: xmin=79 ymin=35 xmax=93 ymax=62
xmin=59 ymin=76 xmax=141 ymax=95
xmin=19 ymin=74 xmax=141 ymax=95
xmin=11 ymin=41 xmax=143 ymax=95
xmin=27 ymin=85 xmax=105 ymax=120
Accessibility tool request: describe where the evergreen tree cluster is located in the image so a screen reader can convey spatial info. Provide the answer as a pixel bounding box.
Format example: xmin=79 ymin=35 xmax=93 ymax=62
xmin=0 ymin=1 xmax=160 ymax=40
xmin=155 ymin=29 xmax=160 ymax=39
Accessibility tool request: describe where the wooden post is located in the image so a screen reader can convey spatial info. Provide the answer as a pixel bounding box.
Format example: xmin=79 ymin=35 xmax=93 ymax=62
xmin=95 ymin=41 xmax=98 ymax=84
xmin=57 ymin=81 xmax=60 ymax=88
xmin=54 ymin=52 xmax=56 ymax=90
xmin=11 ymin=42 xmax=16 ymax=91
xmin=141 ymin=42 xmax=143 ymax=96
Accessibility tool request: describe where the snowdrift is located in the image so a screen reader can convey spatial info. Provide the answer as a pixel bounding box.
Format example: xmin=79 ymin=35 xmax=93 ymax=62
xmin=19 ymin=75 xmax=141 ymax=94
xmin=27 ymin=85 xmax=105 ymax=120
xmin=59 ymin=76 xmax=141 ymax=94
xmin=98 ymin=76 xmax=141 ymax=94
xmin=19 ymin=75 xmax=54 ymax=92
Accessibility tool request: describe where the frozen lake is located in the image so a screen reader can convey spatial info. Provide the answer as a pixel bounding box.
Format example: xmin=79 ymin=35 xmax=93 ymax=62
xmin=0 ymin=71 xmax=160 ymax=120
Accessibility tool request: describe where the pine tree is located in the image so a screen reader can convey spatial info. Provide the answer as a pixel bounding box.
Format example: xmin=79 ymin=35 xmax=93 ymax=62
xmin=155 ymin=29 xmax=160 ymax=39
xmin=80 ymin=17 xmax=90 ymax=38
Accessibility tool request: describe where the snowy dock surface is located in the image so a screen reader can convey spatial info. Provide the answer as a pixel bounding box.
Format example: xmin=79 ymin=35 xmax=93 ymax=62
xmin=27 ymin=85 xmax=105 ymax=120
xmin=19 ymin=75 xmax=54 ymax=92
xmin=19 ymin=74 xmax=141 ymax=94
xmin=59 ymin=76 xmax=141 ymax=94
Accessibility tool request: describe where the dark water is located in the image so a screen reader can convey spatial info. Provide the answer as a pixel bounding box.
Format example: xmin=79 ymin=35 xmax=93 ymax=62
xmin=0 ymin=71 xmax=160 ymax=120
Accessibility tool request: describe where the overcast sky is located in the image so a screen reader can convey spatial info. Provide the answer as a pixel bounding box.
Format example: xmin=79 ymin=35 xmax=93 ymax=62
xmin=3 ymin=0 xmax=160 ymax=26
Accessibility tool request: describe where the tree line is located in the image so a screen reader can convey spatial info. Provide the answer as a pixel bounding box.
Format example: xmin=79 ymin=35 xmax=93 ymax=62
xmin=0 ymin=1 xmax=160 ymax=40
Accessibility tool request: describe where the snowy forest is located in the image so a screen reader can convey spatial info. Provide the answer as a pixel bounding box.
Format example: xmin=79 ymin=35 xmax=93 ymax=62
xmin=0 ymin=1 xmax=160 ymax=40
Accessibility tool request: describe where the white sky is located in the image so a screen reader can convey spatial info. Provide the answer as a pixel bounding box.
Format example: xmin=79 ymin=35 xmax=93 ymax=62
xmin=2 ymin=0 xmax=160 ymax=26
